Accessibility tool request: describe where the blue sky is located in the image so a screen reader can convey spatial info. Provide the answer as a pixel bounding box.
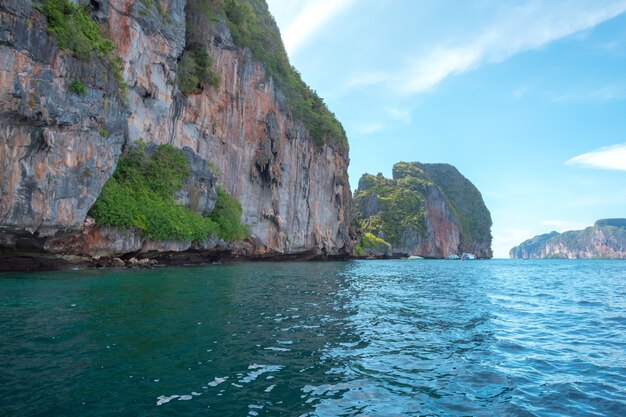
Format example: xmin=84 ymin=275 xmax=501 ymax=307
xmin=266 ymin=0 xmax=626 ymax=258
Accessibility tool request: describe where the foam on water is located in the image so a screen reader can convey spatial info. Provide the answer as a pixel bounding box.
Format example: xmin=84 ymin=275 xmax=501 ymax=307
xmin=239 ymin=364 xmax=284 ymax=384
xmin=207 ymin=377 xmax=228 ymax=387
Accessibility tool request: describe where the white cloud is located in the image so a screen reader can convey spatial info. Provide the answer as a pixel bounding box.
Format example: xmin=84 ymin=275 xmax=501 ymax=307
xmin=553 ymin=85 xmax=626 ymax=102
xmin=402 ymin=45 xmax=482 ymax=93
xmin=512 ymin=85 xmax=528 ymax=99
xmin=345 ymin=71 xmax=391 ymax=89
xmin=387 ymin=107 xmax=412 ymax=125
xmin=347 ymin=1 xmax=626 ymax=94
xmin=565 ymin=143 xmax=626 ymax=171
xmin=267 ymin=0 xmax=355 ymax=56
xmin=551 ymin=94 xmax=570 ymax=103
xmin=592 ymin=85 xmax=626 ymax=101
xmin=350 ymin=109 xmax=410 ymax=135
xmin=356 ymin=122 xmax=384 ymax=135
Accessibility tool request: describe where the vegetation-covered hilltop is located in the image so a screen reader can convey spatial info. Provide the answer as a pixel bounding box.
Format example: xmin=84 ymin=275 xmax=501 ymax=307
xmin=183 ymin=0 xmax=347 ymax=150
xmin=353 ymin=162 xmax=493 ymax=258
xmin=510 ymin=219 xmax=626 ymax=259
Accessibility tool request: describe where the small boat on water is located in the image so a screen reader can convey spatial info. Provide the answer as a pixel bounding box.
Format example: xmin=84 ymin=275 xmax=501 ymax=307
xmin=407 ymin=255 xmax=424 ymax=260
xmin=445 ymin=254 xmax=461 ymax=260
xmin=460 ymin=253 xmax=476 ymax=260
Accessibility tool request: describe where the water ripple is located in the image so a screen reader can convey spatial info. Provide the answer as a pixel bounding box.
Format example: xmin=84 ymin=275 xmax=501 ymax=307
xmin=1 ymin=260 xmax=626 ymax=416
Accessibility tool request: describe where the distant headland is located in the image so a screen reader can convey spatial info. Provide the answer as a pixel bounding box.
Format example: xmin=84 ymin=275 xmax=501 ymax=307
xmin=510 ymin=219 xmax=626 ymax=259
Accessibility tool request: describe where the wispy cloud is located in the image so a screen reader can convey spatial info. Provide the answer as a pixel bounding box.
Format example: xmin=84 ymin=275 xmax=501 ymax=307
xmin=553 ymin=85 xmax=626 ymax=102
xmin=350 ymin=108 xmax=410 ymax=136
xmin=512 ymin=85 xmax=528 ymax=99
xmin=387 ymin=107 xmax=412 ymax=125
xmin=347 ymin=1 xmax=626 ymax=94
xmin=566 ymin=143 xmax=626 ymax=171
xmin=269 ymin=0 xmax=355 ymax=56
xmin=356 ymin=122 xmax=384 ymax=135
xmin=344 ymin=71 xmax=391 ymax=89
xmin=401 ymin=45 xmax=482 ymax=93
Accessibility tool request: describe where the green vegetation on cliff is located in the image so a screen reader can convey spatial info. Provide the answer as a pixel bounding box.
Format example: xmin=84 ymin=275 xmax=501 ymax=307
xmin=69 ymin=79 xmax=87 ymax=96
xmin=183 ymin=0 xmax=348 ymax=150
xmin=40 ymin=0 xmax=126 ymax=94
xmin=90 ymin=142 xmax=247 ymax=242
xmin=178 ymin=48 xmax=220 ymax=95
xmin=180 ymin=0 xmax=221 ymax=94
xmin=361 ymin=232 xmax=391 ymax=249
xmin=354 ymin=172 xmax=429 ymax=244
xmin=353 ymin=162 xmax=492 ymax=256
xmin=394 ymin=162 xmax=492 ymax=245
xmin=355 ymin=232 xmax=391 ymax=256
xmin=595 ymin=218 xmax=626 ymax=228
xmin=509 ymin=231 xmax=558 ymax=257
xmin=208 ymin=186 xmax=248 ymax=242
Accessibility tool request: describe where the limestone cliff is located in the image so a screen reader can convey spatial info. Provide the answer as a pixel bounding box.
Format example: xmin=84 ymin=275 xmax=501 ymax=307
xmin=510 ymin=219 xmax=626 ymax=259
xmin=0 ymin=0 xmax=353 ymax=269
xmin=354 ymin=162 xmax=493 ymax=259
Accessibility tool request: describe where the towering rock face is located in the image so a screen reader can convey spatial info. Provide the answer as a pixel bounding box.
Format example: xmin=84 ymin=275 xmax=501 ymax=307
xmin=510 ymin=219 xmax=626 ymax=259
xmin=354 ymin=162 xmax=493 ymax=258
xmin=0 ymin=0 xmax=353 ymax=266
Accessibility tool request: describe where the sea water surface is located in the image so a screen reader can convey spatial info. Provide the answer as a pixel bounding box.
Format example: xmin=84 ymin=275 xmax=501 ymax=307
xmin=1 ymin=260 xmax=625 ymax=416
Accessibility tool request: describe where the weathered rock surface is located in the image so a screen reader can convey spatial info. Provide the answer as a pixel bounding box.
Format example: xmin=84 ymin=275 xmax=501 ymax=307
xmin=0 ymin=0 xmax=127 ymax=238
xmin=0 ymin=0 xmax=353 ymax=269
xmin=354 ymin=162 xmax=493 ymax=259
xmin=510 ymin=219 xmax=626 ymax=259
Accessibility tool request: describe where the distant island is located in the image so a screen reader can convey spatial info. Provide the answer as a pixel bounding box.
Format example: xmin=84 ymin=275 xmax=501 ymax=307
xmin=353 ymin=162 xmax=493 ymax=259
xmin=510 ymin=219 xmax=626 ymax=259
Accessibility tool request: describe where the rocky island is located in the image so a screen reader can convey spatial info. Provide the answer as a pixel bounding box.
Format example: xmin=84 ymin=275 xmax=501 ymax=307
xmin=0 ymin=0 xmax=354 ymax=270
xmin=510 ymin=219 xmax=626 ymax=259
xmin=353 ymin=162 xmax=493 ymax=259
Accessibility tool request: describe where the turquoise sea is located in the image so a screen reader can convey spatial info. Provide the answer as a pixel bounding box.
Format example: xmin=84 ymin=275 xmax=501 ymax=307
xmin=1 ymin=260 xmax=625 ymax=416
